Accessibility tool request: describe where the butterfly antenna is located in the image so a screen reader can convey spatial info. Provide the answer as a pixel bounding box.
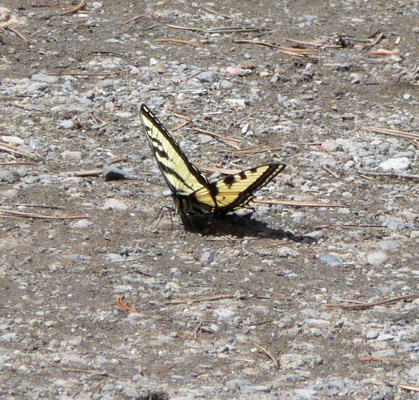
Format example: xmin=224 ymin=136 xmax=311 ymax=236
xmin=151 ymin=206 xmax=176 ymax=230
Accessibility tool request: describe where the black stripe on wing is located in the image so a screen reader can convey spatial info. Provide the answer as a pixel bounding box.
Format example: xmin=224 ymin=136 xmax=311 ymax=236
xmin=192 ymin=163 xmax=286 ymax=215
xmin=140 ymin=104 xmax=208 ymax=195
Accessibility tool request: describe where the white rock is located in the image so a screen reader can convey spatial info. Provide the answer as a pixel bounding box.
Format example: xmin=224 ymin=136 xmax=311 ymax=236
xmin=1 ymin=136 xmax=24 ymax=145
xmin=367 ymin=251 xmax=388 ymax=266
xmin=226 ymin=98 xmax=247 ymax=107
xmin=59 ymin=119 xmax=74 ymax=129
xmin=62 ymin=151 xmax=82 ymax=161
xmin=408 ymin=365 xmax=419 ymax=380
xmin=102 ymin=199 xmax=127 ymax=211
xmin=213 ymin=308 xmax=237 ymax=321
xmin=31 ymin=73 xmax=59 ymax=84
xmin=321 ymin=140 xmax=338 ymax=152
xmin=71 ymin=220 xmax=93 ymax=229
xmin=379 ymin=157 xmax=410 ymax=171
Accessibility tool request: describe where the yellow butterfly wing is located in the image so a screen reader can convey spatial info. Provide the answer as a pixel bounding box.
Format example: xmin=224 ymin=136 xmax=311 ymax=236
xmin=140 ymin=104 xmax=208 ymax=196
xmin=191 ymin=164 xmax=286 ymax=215
xmin=140 ymin=104 xmax=286 ymax=217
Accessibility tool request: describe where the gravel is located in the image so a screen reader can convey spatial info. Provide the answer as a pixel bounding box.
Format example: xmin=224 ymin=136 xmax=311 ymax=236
xmin=0 ymin=1 xmax=418 ymax=399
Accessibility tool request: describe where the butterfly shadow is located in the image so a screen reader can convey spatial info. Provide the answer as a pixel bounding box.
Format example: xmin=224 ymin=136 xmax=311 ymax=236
xmin=180 ymin=213 xmax=316 ymax=243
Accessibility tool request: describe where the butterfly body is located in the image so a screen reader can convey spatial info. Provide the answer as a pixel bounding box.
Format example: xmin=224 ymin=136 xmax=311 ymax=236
xmin=140 ymin=104 xmax=285 ymax=217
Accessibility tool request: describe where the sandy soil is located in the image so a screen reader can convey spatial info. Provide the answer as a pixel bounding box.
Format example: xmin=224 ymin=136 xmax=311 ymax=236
xmin=0 ymin=1 xmax=418 ymax=399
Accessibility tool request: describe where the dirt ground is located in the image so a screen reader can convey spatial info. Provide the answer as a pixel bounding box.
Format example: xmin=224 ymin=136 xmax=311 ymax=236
xmin=0 ymin=1 xmax=418 ymax=399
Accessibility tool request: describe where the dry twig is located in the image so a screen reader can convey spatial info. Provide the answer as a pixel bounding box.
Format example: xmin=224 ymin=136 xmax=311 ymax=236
xmin=169 ymin=294 xmax=234 ymax=305
xmin=0 ymin=161 xmax=37 ymax=166
xmin=156 ymin=364 xmax=177 ymax=375
xmin=325 ymin=294 xmax=419 ymax=310
xmin=359 ymin=355 xmax=401 ymax=362
xmin=47 ymin=361 xmax=124 ymax=380
xmin=117 ymin=296 xmax=137 ymax=312
xmin=371 ymin=49 xmax=399 ymax=56
xmin=154 ymin=38 xmax=197 ymax=47
xmin=315 ymin=223 xmax=385 ymax=229
xmin=171 ymin=120 xmax=191 ymax=132
xmin=0 ymin=209 xmax=88 ymax=220
xmin=60 ymin=0 xmax=87 ymax=16
xmin=193 ymin=127 xmax=241 ymax=149
xmin=0 ymin=142 xmax=39 ymax=160
xmin=357 ymin=171 xmax=419 ymax=181
xmin=194 ymin=322 xmax=203 ymax=340
xmin=123 ymin=14 xmax=145 ymax=24
xmin=16 ymin=204 xmax=65 ymax=210
xmin=165 ymin=24 xmax=202 ymax=32
xmin=385 ymin=381 xmax=419 ymax=393
xmin=233 ymin=39 xmax=319 ymax=58
xmin=323 ymin=165 xmax=340 ymax=179
xmin=359 ymin=31 xmax=384 ymax=49
xmin=196 ymin=165 xmax=242 ymax=175
xmin=361 ymin=125 xmax=419 ymax=141
xmin=61 ymin=169 xmax=102 ymax=177
xmin=232 ymin=146 xmax=283 ymax=154
xmin=392 ymin=0 xmax=418 ymax=10
xmin=2 ymin=25 xmax=30 ymax=43
xmin=394 ymin=36 xmax=402 ymax=45
xmin=284 ymin=37 xmax=339 ymax=48
xmin=207 ymin=27 xmax=266 ymax=34
xmin=170 ymin=111 xmax=192 ymax=122
xmin=253 ymin=199 xmax=348 ymax=208
xmin=47 ymin=69 xmax=130 ymax=77
xmin=256 ymin=344 xmax=280 ymax=368
xmin=201 ymin=6 xmax=231 ymax=19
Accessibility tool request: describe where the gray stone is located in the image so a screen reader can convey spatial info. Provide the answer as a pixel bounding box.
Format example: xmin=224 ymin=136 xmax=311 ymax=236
xmin=304 ymin=319 xmax=331 ymax=327
xmin=377 ymin=334 xmax=394 ymax=341
xmin=304 ymin=231 xmax=324 ymax=239
xmin=367 ymin=251 xmax=388 ymax=266
xmin=2 ymin=189 xmax=18 ymax=198
xmin=27 ymin=82 xmax=48 ymax=93
xmin=294 ymin=388 xmax=317 ymax=399
xmin=213 ymin=308 xmax=237 ymax=321
xmin=200 ymin=250 xmax=214 ymax=265
xmin=103 ymin=166 xmax=135 ymax=181
xmin=106 ymin=253 xmax=124 ymax=262
xmin=1 ymin=333 xmax=17 ymax=343
xmin=366 ymin=330 xmax=379 ymax=339
xmin=62 ymin=150 xmax=82 ymax=160
xmin=320 ymin=253 xmax=343 ymax=267
xmin=71 ymin=220 xmax=93 ymax=229
xmin=1 ymin=136 xmax=24 ymax=145
xmin=376 ymin=240 xmax=399 ymax=250
xmin=321 ymin=140 xmax=338 ymax=152
xmin=31 ymin=73 xmax=59 ymax=83
xmin=371 ymin=350 xmax=396 ymax=358
xmin=408 ymin=365 xmax=419 ymax=380
xmin=226 ymin=98 xmax=247 ymax=107
xmin=280 ymin=353 xmax=305 ymax=369
xmin=379 ymin=157 xmax=410 ymax=171
xmin=195 ymin=71 xmax=216 ymax=83
xmin=197 ymin=134 xmax=213 ymax=144
xmin=383 ymin=219 xmax=406 ymax=231
xmin=243 ymin=385 xmax=272 ymax=393
xmin=102 ymin=199 xmax=127 ymax=211
xmin=59 ymin=120 xmax=75 ymax=129
xmin=116 ymin=111 xmax=133 ymax=119
xmin=0 ymin=170 xmax=14 ymax=182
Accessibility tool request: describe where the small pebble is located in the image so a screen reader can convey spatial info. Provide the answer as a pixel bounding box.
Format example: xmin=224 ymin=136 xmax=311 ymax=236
xmin=379 ymin=157 xmax=410 ymax=171
xmin=367 ymin=251 xmax=388 ymax=266
xmin=102 ymin=199 xmax=127 ymax=211
xmin=320 ymin=253 xmax=343 ymax=267
xmin=62 ymin=150 xmax=82 ymax=161
xmin=103 ymin=166 xmax=135 ymax=181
